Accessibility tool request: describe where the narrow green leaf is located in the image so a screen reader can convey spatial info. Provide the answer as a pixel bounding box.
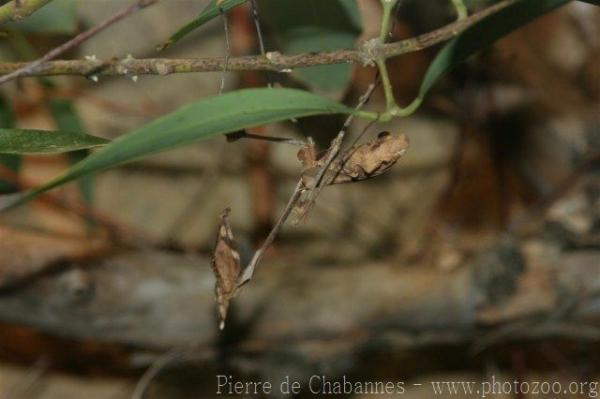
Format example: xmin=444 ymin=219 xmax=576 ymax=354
xmin=158 ymin=0 xmax=247 ymax=51
xmin=49 ymin=99 xmax=95 ymax=204
xmin=0 ymin=97 xmax=20 ymax=194
xmin=5 ymin=0 xmax=77 ymax=35
xmin=0 ymin=128 xmax=109 ymax=154
xmin=258 ymin=0 xmax=361 ymax=95
xmin=3 ymin=88 xmax=353 ymax=210
xmin=400 ymin=0 xmax=570 ymax=114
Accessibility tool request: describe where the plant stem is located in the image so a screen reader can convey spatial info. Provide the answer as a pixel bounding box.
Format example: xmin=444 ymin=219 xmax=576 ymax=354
xmin=394 ymin=97 xmax=423 ymax=117
xmin=0 ymin=0 xmax=159 ymax=85
xmin=451 ymin=0 xmax=468 ymax=20
xmin=0 ymin=0 xmax=53 ymax=24
xmin=354 ymin=110 xmax=380 ymax=121
xmin=378 ymin=0 xmax=400 ymax=118
xmin=0 ymin=0 xmax=517 ymax=80
xmin=376 ymin=59 xmax=398 ymax=117
xmin=237 ymin=83 xmax=378 ymax=286
xmin=237 ymin=179 xmax=304 ymax=287
xmin=379 ymin=0 xmax=396 ymax=42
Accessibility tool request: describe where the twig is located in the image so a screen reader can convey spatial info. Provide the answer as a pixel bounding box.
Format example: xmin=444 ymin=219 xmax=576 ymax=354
xmin=249 ymin=0 xmax=267 ymax=57
xmin=0 ymin=0 xmax=516 ymax=79
xmin=295 ymin=82 xmax=378 ymax=221
xmin=0 ymin=0 xmax=53 ymax=23
xmin=0 ymin=0 xmax=159 ymax=85
xmin=249 ymin=0 xmax=271 ymax=87
xmin=451 ymin=0 xmax=468 ymax=20
xmin=237 ymin=179 xmax=304 ymax=287
xmin=131 ymin=349 xmax=183 ymax=399
xmin=235 ymin=83 xmax=379 ymax=287
xmin=346 ymin=113 xmax=381 ymax=151
xmin=378 ymin=0 xmax=399 ymax=114
xmin=389 ymin=0 xmax=403 ymax=38
xmin=379 ymin=0 xmax=397 ymax=42
xmin=218 ymin=5 xmax=231 ymax=94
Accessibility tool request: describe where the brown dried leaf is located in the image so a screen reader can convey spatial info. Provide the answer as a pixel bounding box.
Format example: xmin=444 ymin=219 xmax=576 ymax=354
xmin=294 ymin=132 xmax=409 ymax=222
xmin=298 ymin=132 xmax=409 ymax=188
xmin=334 ymin=131 xmax=409 ymax=183
xmin=211 ymin=208 xmax=241 ymax=330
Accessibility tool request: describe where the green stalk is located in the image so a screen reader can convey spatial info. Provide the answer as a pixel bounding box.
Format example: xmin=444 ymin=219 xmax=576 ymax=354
xmin=451 ymin=0 xmax=468 ymax=20
xmin=0 ymin=0 xmax=53 ymax=24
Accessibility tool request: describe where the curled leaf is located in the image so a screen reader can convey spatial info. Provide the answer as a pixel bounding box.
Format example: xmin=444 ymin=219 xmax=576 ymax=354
xmin=299 ymin=131 xmax=409 ymax=188
xmin=211 ymin=208 xmax=241 ymax=330
xmin=294 ymin=132 xmax=409 ymax=222
xmin=334 ymin=131 xmax=409 ymax=183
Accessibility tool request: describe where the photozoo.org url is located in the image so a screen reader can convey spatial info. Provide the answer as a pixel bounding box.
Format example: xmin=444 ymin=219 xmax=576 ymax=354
xmin=427 ymin=377 xmax=598 ymax=398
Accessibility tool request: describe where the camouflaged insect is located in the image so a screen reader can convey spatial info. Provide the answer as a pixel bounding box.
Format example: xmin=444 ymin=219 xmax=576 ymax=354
xmin=297 ymin=132 xmax=409 ymax=188
xmin=211 ymin=208 xmax=241 ymax=330
xmin=294 ymin=132 xmax=409 ymax=222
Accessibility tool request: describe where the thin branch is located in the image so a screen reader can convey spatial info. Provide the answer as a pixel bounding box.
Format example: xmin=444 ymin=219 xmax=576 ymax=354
xmin=451 ymin=0 xmax=468 ymax=20
xmin=294 ymin=82 xmax=378 ymax=222
xmin=0 ymin=0 xmax=160 ymax=85
xmin=218 ymin=5 xmax=230 ymax=94
xmin=0 ymin=0 xmax=53 ymax=24
xmin=237 ymin=179 xmax=304 ymax=287
xmin=377 ymin=0 xmax=399 ymax=114
xmin=0 ymin=0 xmax=516 ymax=79
xmin=236 ymin=82 xmax=378 ymax=287
xmin=249 ymin=0 xmax=267 ymax=56
xmin=131 ymin=349 xmax=184 ymax=399
xmin=249 ymin=0 xmax=271 ymax=87
xmin=379 ymin=0 xmax=397 ymax=42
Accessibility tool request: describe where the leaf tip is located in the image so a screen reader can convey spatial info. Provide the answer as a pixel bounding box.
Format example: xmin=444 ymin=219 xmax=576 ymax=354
xmin=156 ymin=40 xmax=173 ymax=52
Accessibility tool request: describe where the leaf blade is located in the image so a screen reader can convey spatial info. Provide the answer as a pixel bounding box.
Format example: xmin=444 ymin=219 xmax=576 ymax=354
xmin=49 ymin=99 xmax=95 ymax=204
xmin=0 ymin=128 xmax=109 ymax=155
xmin=4 ymin=88 xmax=353 ymax=209
xmin=0 ymin=97 xmax=20 ymax=194
xmin=402 ymin=0 xmax=571 ymax=112
xmin=158 ymin=0 xmax=247 ymax=51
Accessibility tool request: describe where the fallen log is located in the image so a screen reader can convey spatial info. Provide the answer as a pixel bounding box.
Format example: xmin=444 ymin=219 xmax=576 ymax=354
xmin=0 ymin=237 xmax=598 ymax=357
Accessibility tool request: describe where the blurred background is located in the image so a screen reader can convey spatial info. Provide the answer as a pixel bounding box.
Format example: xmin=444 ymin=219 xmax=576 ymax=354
xmin=0 ymin=0 xmax=599 ymax=397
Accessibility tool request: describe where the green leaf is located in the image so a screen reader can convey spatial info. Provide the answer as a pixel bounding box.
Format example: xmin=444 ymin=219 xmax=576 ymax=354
xmin=0 ymin=97 xmax=20 ymax=194
xmin=3 ymin=88 xmax=353 ymax=210
xmin=0 ymin=128 xmax=109 ymax=154
xmin=5 ymin=0 xmax=77 ymax=35
xmin=158 ymin=0 xmax=247 ymax=51
xmin=463 ymin=0 xmax=495 ymax=8
xmin=258 ymin=0 xmax=361 ymax=95
xmin=399 ymin=0 xmax=571 ymax=114
xmin=49 ymin=99 xmax=95 ymax=204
